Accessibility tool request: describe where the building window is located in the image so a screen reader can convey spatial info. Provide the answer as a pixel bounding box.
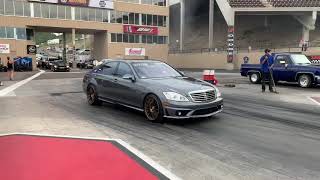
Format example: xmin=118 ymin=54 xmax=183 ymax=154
xmin=89 ymin=8 xmax=96 ymax=21
xmin=58 ymin=6 xmax=66 ymax=19
xmin=122 ymin=12 xmax=129 ymax=24
xmin=104 ymin=10 xmax=109 ymax=22
xmin=6 ymin=27 xmax=14 ymax=39
xmin=95 ymin=9 xmax=102 ymax=22
xmin=0 ymin=0 xmax=4 ymax=15
xmin=116 ymin=11 xmax=122 ymax=23
xmin=142 ymin=14 xmax=147 ymax=25
xmin=16 ymin=28 xmax=26 ymax=40
xmin=147 ymin=35 xmax=153 ymax=44
xmin=0 ymin=27 xmax=6 ymax=38
xmin=26 ymin=29 xmax=34 ymax=40
xmin=142 ymin=0 xmax=152 ymax=5
xmin=152 ymin=15 xmax=158 ymax=26
xmin=49 ymin=4 xmax=58 ymax=19
xmin=129 ymin=13 xmax=135 ymax=24
xmin=42 ymin=4 xmax=50 ymax=18
xmin=117 ymin=34 xmax=123 ymax=42
xmin=15 ymin=1 xmax=24 ymax=16
xmin=81 ymin=8 xmax=89 ymax=21
xmin=75 ymin=7 xmax=80 ymax=20
xmin=24 ymin=2 xmax=30 ymax=17
xmin=66 ymin=6 xmax=71 ymax=19
xmin=111 ymin=33 xmax=116 ymax=42
xmin=110 ymin=10 xmax=116 ymax=23
xmin=129 ymin=34 xmax=135 ymax=43
xmin=34 ymin=3 xmax=41 ymax=17
xmin=147 ymin=14 xmax=152 ymax=26
xmin=158 ymin=16 xmax=163 ymax=27
xmin=123 ymin=34 xmax=129 ymax=43
xmin=135 ymin=13 xmax=140 ymax=25
xmin=135 ymin=34 xmax=140 ymax=43
xmin=142 ymin=35 xmax=147 ymax=43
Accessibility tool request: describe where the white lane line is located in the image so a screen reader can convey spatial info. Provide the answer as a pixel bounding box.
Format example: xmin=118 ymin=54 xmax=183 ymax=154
xmin=0 ymin=70 xmax=45 ymax=97
xmin=308 ymin=96 xmax=320 ymax=106
xmin=0 ymin=133 xmax=181 ymax=180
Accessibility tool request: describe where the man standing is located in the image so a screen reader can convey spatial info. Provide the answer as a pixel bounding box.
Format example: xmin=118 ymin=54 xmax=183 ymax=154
xmin=260 ymin=49 xmax=274 ymax=92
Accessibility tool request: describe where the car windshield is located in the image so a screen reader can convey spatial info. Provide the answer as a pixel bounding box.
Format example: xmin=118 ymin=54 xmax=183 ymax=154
xmin=291 ymin=54 xmax=312 ymax=65
xmin=132 ymin=62 xmax=182 ymax=79
xmin=54 ymin=61 xmax=65 ymax=66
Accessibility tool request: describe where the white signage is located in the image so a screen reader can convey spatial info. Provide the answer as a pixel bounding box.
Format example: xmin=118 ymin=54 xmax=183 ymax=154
xmin=89 ymin=0 xmax=114 ymax=9
xmin=0 ymin=44 xmax=10 ymax=54
xmin=125 ymin=48 xmax=145 ymax=56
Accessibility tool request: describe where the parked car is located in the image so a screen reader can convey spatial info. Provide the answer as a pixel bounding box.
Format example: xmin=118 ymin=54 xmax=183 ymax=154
xmin=45 ymin=57 xmax=60 ymax=69
xmin=241 ymin=53 xmax=320 ymax=88
xmin=51 ymin=60 xmax=70 ymax=72
xmin=83 ymin=60 xmax=223 ymax=122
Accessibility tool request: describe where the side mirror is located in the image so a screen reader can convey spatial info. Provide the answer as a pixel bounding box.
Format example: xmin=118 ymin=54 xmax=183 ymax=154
xmin=122 ymin=74 xmax=136 ymax=82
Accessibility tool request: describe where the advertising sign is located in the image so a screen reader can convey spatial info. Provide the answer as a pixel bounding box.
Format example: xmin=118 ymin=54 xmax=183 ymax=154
xmin=123 ymin=25 xmax=158 ymax=35
xmin=0 ymin=44 xmax=10 ymax=54
xmin=307 ymin=55 xmax=320 ymax=65
xmin=89 ymin=0 xmax=114 ymax=9
xmin=227 ymin=26 xmax=234 ymax=63
xmin=14 ymin=57 xmax=33 ymax=71
xmin=28 ymin=0 xmax=114 ymax=9
xmin=125 ymin=48 xmax=145 ymax=56
xmin=27 ymin=45 xmax=37 ymax=55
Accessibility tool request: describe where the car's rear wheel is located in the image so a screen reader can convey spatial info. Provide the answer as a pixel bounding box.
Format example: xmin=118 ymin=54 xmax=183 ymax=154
xmin=144 ymin=94 xmax=163 ymax=122
xmin=298 ymin=74 xmax=312 ymax=88
xmin=87 ymin=85 xmax=102 ymax=105
xmin=249 ymin=73 xmax=261 ymax=84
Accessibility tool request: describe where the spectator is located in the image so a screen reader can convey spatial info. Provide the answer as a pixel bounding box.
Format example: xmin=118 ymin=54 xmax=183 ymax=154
xmin=7 ymin=56 xmax=14 ymax=81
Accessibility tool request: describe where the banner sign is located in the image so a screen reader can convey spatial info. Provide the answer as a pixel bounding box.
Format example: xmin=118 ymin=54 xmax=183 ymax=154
xmin=28 ymin=0 xmax=114 ymax=9
xmin=307 ymin=55 xmax=320 ymax=65
xmin=27 ymin=45 xmax=37 ymax=55
xmin=125 ymin=48 xmax=146 ymax=56
xmin=0 ymin=44 xmax=10 ymax=54
xmin=123 ymin=25 xmax=158 ymax=35
xmin=227 ymin=26 xmax=234 ymax=63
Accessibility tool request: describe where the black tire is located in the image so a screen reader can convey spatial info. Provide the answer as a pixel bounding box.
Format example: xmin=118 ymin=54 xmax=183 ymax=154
xmin=143 ymin=94 xmax=164 ymax=122
xmin=87 ymin=85 xmax=102 ymax=106
xmin=249 ymin=73 xmax=261 ymax=84
xmin=298 ymin=74 xmax=312 ymax=88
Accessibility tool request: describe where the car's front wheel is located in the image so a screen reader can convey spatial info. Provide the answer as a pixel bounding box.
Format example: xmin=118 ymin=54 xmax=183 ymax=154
xmin=144 ymin=94 xmax=164 ymax=122
xmin=87 ymin=85 xmax=102 ymax=105
xmin=298 ymin=74 xmax=312 ymax=88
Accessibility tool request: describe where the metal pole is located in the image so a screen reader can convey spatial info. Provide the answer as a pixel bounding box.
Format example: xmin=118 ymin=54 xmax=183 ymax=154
xmin=72 ymin=28 xmax=76 ymax=68
xmin=180 ymin=0 xmax=185 ymax=51
xmin=209 ymin=0 xmax=214 ymax=49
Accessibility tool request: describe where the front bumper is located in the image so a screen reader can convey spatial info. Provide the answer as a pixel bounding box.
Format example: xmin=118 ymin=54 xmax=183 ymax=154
xmin=163 ymin=98 xmax=223 ymax=119
xmin=54 ymin=67 xmax=70 ymax=71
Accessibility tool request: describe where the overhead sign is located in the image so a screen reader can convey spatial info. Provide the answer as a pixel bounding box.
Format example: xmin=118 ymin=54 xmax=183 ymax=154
xmin=125 ymin=48 xmax=145 ymax=56
xmin=123 ymin=25 xmax=158 ymax=35
xmin=28 ymin=0 xmax=114 ymax=9
xmin=27 ymin=45 xmax=37 ymax=55
xmin=0 ymin=44 xmax=10 ymax=54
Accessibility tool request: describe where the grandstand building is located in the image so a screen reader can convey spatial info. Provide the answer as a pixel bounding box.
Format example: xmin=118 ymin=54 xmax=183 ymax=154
xmin=168 ymin=0 xmax=320 ymax=69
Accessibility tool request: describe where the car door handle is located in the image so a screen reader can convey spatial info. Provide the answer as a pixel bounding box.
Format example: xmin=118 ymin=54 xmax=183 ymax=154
xmin=114 ymin=78 xmax=118 ymax=82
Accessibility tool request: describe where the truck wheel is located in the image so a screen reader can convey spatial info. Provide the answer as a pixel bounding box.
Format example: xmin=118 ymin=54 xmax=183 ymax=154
xmin=249 ymin=73 xmax=260 ymax=84
xmin=298 ymin=74 xmax=312 ymax=88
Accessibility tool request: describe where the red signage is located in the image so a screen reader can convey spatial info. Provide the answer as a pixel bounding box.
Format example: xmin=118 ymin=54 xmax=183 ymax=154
xmin=123 ymin=25 xmax=158 ymax=35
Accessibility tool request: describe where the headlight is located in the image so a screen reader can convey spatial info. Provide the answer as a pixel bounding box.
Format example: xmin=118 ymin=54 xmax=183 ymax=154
xmin=54 ymin=65 xmax=58 ymax=68
xmin=163 ymin=92 xmax=189 ymax=102
xmin=215 ymin=88 xmax=222 ymax=98
xmin=66 ymin=65 xmax=69 ymax=68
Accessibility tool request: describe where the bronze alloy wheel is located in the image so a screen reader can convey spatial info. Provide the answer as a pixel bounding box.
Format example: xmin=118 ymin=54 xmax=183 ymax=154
xmin=87 ymin=86 xmax=101 ymax=105
xmin=144 ymin=95 xmax=163 ymax=122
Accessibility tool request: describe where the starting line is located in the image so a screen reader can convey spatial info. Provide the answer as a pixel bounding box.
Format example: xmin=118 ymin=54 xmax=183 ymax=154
xmin=0 ymin=133 xmax=180 ymax=180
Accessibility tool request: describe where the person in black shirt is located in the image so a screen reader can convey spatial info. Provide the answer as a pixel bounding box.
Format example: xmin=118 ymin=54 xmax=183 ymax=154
xmin=7 ymin=56 xmax=14 ymax=81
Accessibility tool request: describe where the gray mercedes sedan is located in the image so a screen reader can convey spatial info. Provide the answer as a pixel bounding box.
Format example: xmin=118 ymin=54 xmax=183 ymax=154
xmin=83 ymin=60 xmax=223 ymax=122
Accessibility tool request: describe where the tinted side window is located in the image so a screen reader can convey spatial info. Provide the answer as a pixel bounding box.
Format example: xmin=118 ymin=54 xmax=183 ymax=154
xmin=102 ymin=62 xmax=118 ymax=75
xmin=116 ymin=62 xmax=133 ymax=77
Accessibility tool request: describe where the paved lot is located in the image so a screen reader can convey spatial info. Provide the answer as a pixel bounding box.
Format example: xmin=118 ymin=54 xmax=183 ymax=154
xmin=0 ymin=71 xmax=320 ymax=180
